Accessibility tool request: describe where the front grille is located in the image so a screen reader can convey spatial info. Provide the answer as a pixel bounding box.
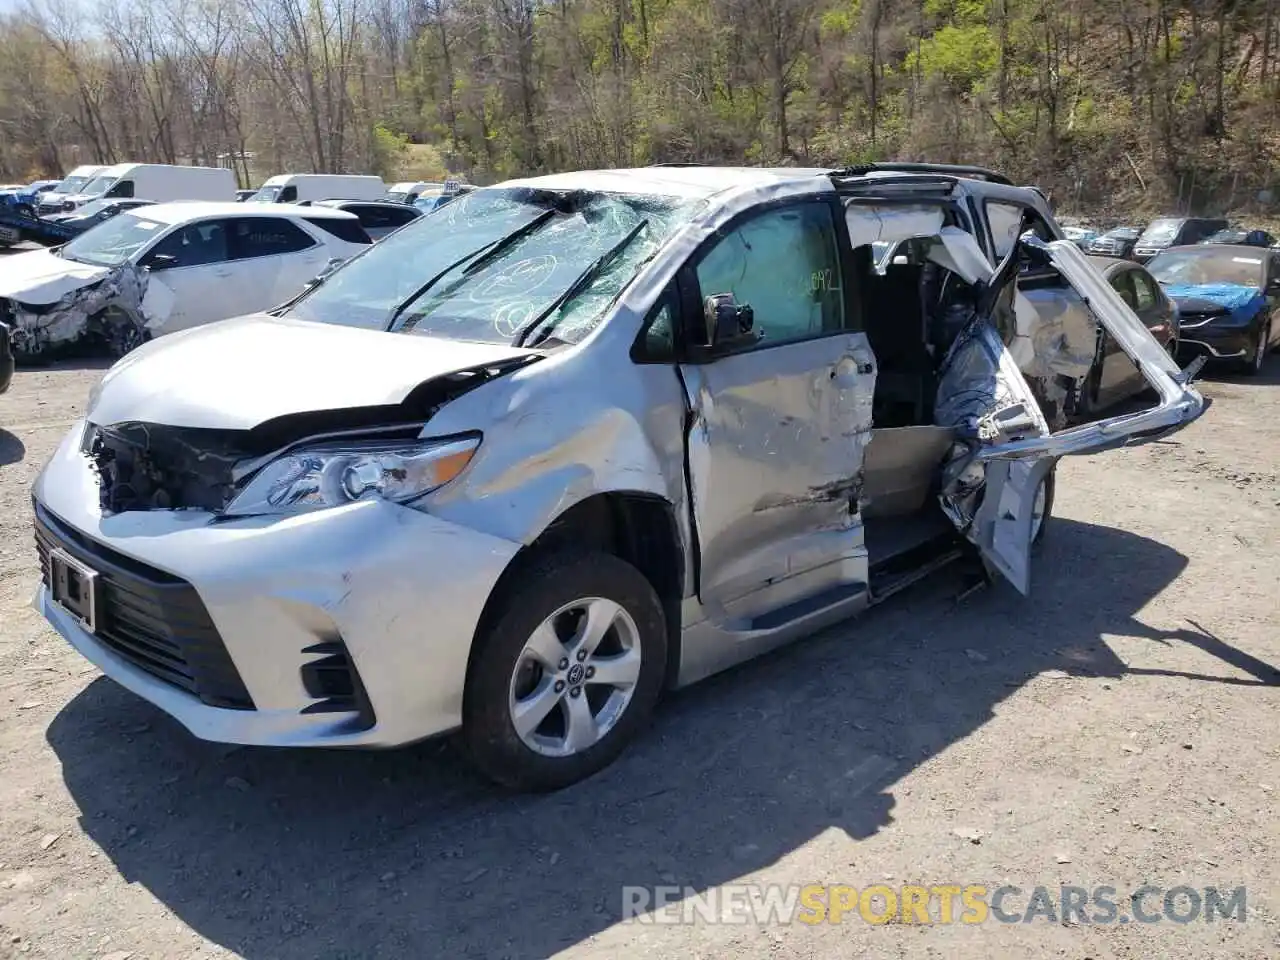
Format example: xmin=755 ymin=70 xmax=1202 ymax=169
xmin=35 ymin=505 xmax=254 ymax=710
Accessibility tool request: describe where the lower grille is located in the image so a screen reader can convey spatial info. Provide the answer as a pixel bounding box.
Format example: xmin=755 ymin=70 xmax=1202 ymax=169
xmin=35 ymin=505 xmax=254 ymax=710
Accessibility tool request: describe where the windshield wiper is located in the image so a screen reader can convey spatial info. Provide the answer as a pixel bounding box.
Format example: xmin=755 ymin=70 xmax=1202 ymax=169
xmin=459 ymin=208 xmax=557 ymax=277
xmin=513 ymin=219 xmax=650 ymax=348
xmin=387 ymin=209 xmax=558 ymax=333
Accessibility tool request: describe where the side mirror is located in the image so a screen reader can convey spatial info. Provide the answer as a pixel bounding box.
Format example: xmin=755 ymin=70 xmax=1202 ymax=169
xmin=1268 ymin=277 xmax=1280 ymax=294
xmin=703 ymin=292 xmax=759 ymax=353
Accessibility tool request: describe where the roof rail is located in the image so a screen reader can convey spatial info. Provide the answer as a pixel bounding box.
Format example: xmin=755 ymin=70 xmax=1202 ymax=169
xmin=648 ymin=162 xmax=709 ymax=167
xmin=833 ymin=162 xmax=1014 ymax=186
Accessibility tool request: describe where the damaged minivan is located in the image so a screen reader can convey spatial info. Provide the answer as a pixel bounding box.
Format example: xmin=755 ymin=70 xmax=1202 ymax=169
xmin=32 ymin=165 xmax=1205 ymax=791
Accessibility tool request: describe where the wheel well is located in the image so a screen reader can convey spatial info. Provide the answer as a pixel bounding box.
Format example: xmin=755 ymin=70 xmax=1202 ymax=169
xmin=471 ymin=492 xmax=686 ymax=688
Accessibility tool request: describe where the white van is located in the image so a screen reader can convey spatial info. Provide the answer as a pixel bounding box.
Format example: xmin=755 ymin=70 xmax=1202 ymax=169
xmin=46 ymin=163 xmax=237 ymax=213
xmin=385 ymin=181 xmax=440 ymax=204
xmin=34 ymin=166 xmax=108 ymax=214
xmin=249 ymin=174 xmax=386 ymax=204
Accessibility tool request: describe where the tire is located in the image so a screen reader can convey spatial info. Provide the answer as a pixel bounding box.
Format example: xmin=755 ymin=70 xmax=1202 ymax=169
xmin=462 ymin=549 xmax=668 ymax=792
xmin=1031 ymin=466 xmax=1056 ymax=548
xmin=1240 ymin=320 xmax=1270 ymax=376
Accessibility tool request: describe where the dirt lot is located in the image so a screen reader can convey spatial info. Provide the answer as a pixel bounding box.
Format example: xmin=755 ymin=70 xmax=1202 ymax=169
xmin=1 ymin=340 xmax=1278 ymax=957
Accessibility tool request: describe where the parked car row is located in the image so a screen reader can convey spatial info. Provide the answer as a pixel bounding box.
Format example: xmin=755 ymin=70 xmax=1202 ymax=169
xmin=20 ymin=161 xmax=1215 ymax=794
xmin=1070 ymin=215 xmax=1279 ymax=262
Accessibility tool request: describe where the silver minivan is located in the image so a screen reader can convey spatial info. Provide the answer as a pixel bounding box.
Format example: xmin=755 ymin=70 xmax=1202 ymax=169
xmin=32 ymin=166 xmax=1204 ymax=791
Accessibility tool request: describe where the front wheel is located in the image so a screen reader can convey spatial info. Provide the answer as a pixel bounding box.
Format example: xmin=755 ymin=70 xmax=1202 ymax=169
xmin=1241 ymin=320 xmax=1270 ymax=376
xmin=462 ymin=550 xmax=668 ymax=792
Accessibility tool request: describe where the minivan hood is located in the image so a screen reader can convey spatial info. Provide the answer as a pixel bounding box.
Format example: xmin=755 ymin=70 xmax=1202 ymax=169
xmin=0 ymin=248 xmax=109 ymax=305
xmin=87 ymin=314 xmax=541 ymax=430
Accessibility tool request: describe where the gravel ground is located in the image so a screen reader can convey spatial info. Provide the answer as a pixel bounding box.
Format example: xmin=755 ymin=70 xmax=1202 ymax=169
xmin=1 ymin=336 xmax=1278 ymax=958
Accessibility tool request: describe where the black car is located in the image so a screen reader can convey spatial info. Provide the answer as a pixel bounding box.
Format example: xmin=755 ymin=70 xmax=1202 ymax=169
xmin=1201 ymin=227 xmax=1276 ymax=248
xmin=1086 ymin=226 xmax=1141 ymax=259
xmin=1147 ymin=244 xmax=1280 ymax=374
xmin=1132 ymin=216 xmax=1230 ymax=263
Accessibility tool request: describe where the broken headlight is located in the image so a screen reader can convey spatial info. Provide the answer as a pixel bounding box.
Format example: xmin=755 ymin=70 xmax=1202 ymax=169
xmin=224 ymin=435 xmax=479 ymax=517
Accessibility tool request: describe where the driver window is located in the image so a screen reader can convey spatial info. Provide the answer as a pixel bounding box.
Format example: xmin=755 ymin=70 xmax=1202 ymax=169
xmin=279 ymin=185 xmax=298 ymax=203
xmin=107 ymin=180 xmax=135 ymax=199
xmin=146 ymin=220 xmax=229 ymax=269
xmin=694 ymin=202 xmax=845 ymax=348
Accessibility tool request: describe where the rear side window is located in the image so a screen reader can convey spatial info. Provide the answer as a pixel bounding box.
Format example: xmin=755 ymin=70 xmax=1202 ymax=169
xmin=350 ymin=206 xmax=419 ymax=230
xmin=228 ymin=217 xmax=316 ymax=260
xmin=986 ymin=201 xmax=1024 ymax=261
xmin=304 ymin=216 xmax=372 ymax=245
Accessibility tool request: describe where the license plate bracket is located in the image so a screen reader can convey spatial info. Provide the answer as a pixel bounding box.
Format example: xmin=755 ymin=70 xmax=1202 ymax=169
xmin=49 ymin=547 xmax=99 ymax=633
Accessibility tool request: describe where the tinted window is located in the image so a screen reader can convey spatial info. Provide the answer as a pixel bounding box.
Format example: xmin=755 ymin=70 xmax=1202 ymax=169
xmin=278 ymin=185 xmax=298 ymax=203
xmin=694 ymin=201 xmax=845 ymax=348
xmin=303 ymin=217 xmax=372 ymax=245
xmin=1131 ymin=270 xmax=1159 ymax=309
xmin=345 ymin=204 xmax=418 ymax=229
xmin=228 ymin=217 xmax=316 ymax=259
xmin=108 ymin=180 xmax=134 ymax=198
xmin=1109 ymin=270 xmax=1138 ymax=309
xmin=145 ymin=220 xmax=230 ymax=268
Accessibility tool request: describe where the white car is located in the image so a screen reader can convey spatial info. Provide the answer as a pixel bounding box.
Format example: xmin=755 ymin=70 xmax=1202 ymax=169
xmin=0 ymin=202 xmax=372 ymax=360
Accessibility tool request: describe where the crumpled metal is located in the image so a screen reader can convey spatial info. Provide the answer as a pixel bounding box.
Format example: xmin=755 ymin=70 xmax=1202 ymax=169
xmin=9 ymin=264 xmax=149 ymax=357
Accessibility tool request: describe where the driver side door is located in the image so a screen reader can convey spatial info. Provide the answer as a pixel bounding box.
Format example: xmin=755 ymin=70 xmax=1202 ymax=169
xmin=677 ymin=199 xmax=877 ymax=626
xmin=138 ymin=219 xmax=242 ymax=333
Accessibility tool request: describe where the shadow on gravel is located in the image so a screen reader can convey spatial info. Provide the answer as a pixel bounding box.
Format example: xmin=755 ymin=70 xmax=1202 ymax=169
xmin=0 ymin=429 xmax=24 ymax=466
xmin=45 ymin=518 xmax=1276 ymax=959
xmin=13 ymin=355 xmax=115 ymax=374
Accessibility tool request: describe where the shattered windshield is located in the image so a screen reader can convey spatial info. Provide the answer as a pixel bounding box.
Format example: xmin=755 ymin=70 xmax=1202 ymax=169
xmin=287 ymin=186 xmax=701 ymax=346
xmin=60 ymin=213 xmax=167 ymax=267
xmin=1137 ymin=219 xmax=1181 ymax=245
xmin=1147 ymin=248 xmax=1266 ymax=288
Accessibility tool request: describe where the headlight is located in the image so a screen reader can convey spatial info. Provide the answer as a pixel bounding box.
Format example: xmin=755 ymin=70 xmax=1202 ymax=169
xmin=224 ymin=435 xmax=480 ymax=517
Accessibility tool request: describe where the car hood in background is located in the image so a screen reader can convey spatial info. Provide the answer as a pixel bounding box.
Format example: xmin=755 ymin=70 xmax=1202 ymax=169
xmin=1162 ymin=282 xmax=1264 ymax=314
xmin=0 ymin=248 xmax=109 ymax=305
xmin=87 ymin=314 xmax=542 ymax=430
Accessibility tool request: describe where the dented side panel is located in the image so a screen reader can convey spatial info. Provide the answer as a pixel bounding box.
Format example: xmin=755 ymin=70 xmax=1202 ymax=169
xmin=676 ymin=333 xmax=875 ymax=622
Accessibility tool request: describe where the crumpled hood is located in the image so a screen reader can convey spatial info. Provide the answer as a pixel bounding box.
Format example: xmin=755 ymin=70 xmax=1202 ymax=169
xmin=0 ymin=248 xmax=109 ymax=305
xmin=88 ymin=313 xmax=541 ymax=430
xmin=1163 ymin=282 xmax=1263 ymax=315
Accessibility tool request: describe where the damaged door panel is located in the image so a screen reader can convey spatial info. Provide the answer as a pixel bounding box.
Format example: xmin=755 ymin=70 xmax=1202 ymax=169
xmin=939 ymin=237 xmax=1205 ymax=594
xmin=677 ymin=199 xmax=874 ymax=627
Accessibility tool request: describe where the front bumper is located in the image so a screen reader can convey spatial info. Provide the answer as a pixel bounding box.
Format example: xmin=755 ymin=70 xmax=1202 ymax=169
xmin=1175 ymin=323 xmax=1254 ymax=362
xmin=32 ymin=422 xmax=521 ymax=747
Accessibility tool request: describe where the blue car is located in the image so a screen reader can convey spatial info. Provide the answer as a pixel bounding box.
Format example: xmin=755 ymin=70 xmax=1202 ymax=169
xmin=1148 ymin=244 xmax=1280 ymax=374
xmin=0 ymin=179 xmax=61 ymax=218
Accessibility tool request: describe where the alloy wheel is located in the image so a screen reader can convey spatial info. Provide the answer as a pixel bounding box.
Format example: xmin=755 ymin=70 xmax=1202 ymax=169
xmin=507 ymin=596 xmax=643 ymax=758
